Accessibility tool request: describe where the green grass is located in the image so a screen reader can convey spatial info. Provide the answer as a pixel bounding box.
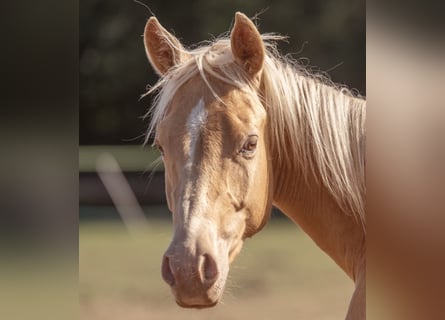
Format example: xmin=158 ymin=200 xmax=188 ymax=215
xmin=80 ymin=219 xmax=353 ymax=320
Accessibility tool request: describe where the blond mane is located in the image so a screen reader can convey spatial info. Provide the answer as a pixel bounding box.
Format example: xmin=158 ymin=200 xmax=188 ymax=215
xmin=144 ymin=34 xmax=366 ymax=228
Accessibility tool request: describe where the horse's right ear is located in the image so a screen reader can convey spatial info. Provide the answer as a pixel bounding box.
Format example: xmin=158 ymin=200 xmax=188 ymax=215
xmin=143 ymin=17 xmax=189 ymax=76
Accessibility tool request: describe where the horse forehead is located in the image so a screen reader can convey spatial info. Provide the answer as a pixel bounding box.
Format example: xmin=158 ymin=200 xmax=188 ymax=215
xmin=192 ymin=97 xmax=257 ymax=134
xmin=165 ymin=76 xmax=263 ymax=134
xmin=166 ymin=90 xmax=238 ymax=121
xmin=186 ymin=98 xmax=207 ymax=134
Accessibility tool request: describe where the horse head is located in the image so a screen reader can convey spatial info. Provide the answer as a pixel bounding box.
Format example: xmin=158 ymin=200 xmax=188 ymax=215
xmin=143 ymin=12 xmax=273 ymax=308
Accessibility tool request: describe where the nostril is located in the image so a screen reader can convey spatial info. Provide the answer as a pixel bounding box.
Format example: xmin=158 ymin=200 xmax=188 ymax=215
xmin=161 ymin=255 xmax=175 ymax=287
xmin=201 ymin=253 xmax=219 ymax=283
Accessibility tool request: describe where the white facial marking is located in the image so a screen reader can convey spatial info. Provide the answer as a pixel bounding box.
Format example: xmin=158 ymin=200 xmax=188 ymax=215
xmin=186 ymin=98 xmax=207 ymax=165
xmin=182 ymin=98 xmax=209 ymax=237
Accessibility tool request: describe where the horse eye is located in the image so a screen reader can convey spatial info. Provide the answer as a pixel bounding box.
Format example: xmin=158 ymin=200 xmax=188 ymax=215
xmin=241 ymin=135 xmax=258 ymax=156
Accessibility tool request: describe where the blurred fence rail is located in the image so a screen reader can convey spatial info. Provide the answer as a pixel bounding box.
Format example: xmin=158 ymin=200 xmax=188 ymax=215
xmin=79 ymin=145 xmax=165 ymax=205
xmin=79 ymin=145 xmax=163 ymax=172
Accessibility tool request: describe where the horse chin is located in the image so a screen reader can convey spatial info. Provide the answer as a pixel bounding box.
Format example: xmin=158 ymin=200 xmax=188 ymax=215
xmin=172 ymin=283 xmax=225 ymax=309
xmin=175 ymin=299 xmax=219 ymax=309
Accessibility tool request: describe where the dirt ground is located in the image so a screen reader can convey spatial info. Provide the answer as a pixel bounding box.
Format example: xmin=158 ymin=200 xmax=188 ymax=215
xmin=80 ymin=218 xmax=353 ymax=320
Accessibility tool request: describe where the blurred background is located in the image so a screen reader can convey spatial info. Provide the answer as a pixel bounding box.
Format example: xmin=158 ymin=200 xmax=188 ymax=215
xmin=80 ymin=0 xmax=364 ymax=319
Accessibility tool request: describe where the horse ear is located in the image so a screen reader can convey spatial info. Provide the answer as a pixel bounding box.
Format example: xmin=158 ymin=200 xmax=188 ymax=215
xmin=143 ymin=17 xmax=189 ymax=75
xmin=230 ymin=12 xmax=265 ymax=76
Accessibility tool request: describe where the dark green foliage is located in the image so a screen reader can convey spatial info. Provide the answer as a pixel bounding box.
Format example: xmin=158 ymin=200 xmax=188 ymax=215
xmin=80 ymin=0 xmax=364 ymax=145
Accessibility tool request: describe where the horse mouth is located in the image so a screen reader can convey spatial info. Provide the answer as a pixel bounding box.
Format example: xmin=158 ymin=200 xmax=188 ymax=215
xmin=175 ymin=299 xmax=218 ymax=309
xmin=172 ymin=280 xmax=225 ymax=309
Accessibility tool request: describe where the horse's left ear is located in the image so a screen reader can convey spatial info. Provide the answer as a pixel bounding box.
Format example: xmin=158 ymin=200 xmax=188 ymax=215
xmin=230 ymin=12 xmax=265 ymax=76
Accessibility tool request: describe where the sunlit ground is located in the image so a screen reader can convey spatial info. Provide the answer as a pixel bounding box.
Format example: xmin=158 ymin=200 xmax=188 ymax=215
xmin=80 ymin=209 xmax=353 ymax=320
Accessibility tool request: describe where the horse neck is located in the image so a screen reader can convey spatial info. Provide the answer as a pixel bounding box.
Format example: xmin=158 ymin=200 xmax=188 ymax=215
xmin=271 ymin=164 xmax=365 ymax=280
xmin=264 ymin=73 xmax=365 ymax=280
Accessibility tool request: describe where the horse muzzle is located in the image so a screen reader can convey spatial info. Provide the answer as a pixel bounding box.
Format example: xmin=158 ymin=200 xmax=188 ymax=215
xmin=161 ymin=241 xmax=228 ymax=308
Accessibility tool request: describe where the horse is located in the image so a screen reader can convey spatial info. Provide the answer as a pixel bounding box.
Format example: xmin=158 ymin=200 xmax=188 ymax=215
xmin=142 ymin=12 xmax=365 ymax=319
